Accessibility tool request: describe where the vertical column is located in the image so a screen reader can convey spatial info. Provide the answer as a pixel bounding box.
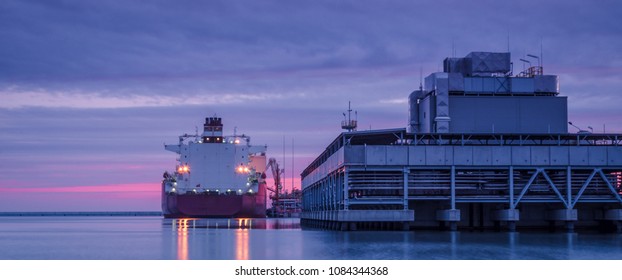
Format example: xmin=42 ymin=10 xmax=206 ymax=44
xmin=328 ymin=174 xmax=333 ymax=211
xmin=339 ymin=171 xmax=343 ymax=210
xmin=331 ymin=171 xmax=339 ymax=210
xmin=311 ymin=185 xmax=314 ymax=211
xmin=566 ymin=165 xmax=576 ymax=233
xmin=314 ymin=184 xmax=318 ymax=211
xmin=343 ymin=168 xmax=349 ymax=210
xmin=326 ymin=177 xmax=330 ymax=211
xmin=501 ymin=165 xmax=518 ymax=232
xmin=317 ymin=183 xmax=320 ymax=211
xmin=566 ymin=166 xmax=572 ymax=207
xmin=317 ymin=184 xmax=320 ymax=211
xmin=450 ymin=165 xmax=456 ymax=210
xmin=508 ymin=165 xmax=518 ymax=232
xmin=320 ymin=181 xmax=324 ymax=211
xmin=509 ymin=166 xmax=514 ymax=209
xmin=436 ymin=166 xmax=460 ymax=231
xmin=336 ymin=172 xmax=341 ymax=210
xmin=403 ymin=167 xmax=409 ymax=210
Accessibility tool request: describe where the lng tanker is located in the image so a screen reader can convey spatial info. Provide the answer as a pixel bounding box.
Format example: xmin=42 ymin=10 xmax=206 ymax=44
xmin=161 ymin=116 xmax=267 ymax=218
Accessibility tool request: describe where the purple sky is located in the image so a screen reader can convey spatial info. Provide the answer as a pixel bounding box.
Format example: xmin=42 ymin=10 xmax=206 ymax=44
xmin=1 ymin=0 xmax=621 ymax=211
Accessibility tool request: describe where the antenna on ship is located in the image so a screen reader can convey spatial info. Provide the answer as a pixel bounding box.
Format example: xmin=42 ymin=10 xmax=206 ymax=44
xmin=341 ymin=101 xmax=358 ymax=132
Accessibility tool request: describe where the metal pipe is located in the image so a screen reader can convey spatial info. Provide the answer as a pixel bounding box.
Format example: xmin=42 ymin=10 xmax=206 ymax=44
xmin=451 ymin=165 xmax=456 ymax=210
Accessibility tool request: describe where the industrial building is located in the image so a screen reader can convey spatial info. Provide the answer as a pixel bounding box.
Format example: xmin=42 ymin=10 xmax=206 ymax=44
xmin=300 ymin=52 xmax=622 ymax=231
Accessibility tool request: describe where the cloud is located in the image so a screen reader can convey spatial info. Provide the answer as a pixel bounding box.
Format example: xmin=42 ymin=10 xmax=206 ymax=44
xmin=0 ymin=183 xmax=160 ymax=211
xmin=1 ymin=183 xmax=157 ymax=193
xmin=0 ymin=87 xmax=293 ymax=109
xmin=1 ymin=0 xmax=621 ymax=211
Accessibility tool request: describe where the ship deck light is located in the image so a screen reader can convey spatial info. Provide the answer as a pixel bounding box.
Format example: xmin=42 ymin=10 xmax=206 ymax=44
xmin=177 ymin=165 xmax=190 ymax=173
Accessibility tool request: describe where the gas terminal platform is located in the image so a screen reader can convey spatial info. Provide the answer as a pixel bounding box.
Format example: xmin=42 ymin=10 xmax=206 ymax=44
xmin=300 ymin=51 xmax=622 ymax=232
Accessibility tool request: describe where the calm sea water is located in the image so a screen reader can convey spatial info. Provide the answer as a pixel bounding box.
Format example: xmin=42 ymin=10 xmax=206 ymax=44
xmin=0 ymin=216 xmax=621 ymax=260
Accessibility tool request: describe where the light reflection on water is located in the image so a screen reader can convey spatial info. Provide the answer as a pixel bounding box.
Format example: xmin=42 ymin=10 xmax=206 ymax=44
xmin=168 ymin=218 xmax=300 ymax=260
xmin=162 ymin=218 xmax=622 ymax=260
xmin=176 ymin=219 xmax=189 ymax=260
xmin=0 ymin=216 xmax=621 ymax=259
xmin=166 ymin=218 xmax=300 ymax=230
xmin=236 ymin=227 xmax=248 ymax=260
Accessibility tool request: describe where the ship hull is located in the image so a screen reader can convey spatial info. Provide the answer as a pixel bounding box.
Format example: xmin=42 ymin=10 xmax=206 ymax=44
xmin=162 ymin=183 xmax=267 ymax=218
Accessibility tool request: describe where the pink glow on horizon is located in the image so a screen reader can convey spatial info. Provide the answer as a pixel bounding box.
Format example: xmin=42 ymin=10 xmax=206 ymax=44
xmin=0 ymin=183 xmax=161 ymax=211
xmin=0 ymin=183 xmax=159 ymax=193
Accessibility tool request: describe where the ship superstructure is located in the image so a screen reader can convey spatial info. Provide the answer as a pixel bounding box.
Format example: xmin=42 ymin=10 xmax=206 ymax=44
xmin=162 ymin=116 xmax=267 ymax=218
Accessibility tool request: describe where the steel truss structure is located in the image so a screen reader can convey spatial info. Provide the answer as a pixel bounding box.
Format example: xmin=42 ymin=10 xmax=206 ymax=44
xmin=301 ymin=130 xmax=622 ymax=230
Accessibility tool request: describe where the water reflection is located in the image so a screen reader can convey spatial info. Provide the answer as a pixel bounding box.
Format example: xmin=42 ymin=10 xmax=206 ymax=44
xmin=450 ymin=231 xmax=458 ymax=259
xmin=507 ymin=232 xmax=518 ymax=259
xmin=236 ymin=227 xmax=249 ymax=260
xmin=566 ymin=233 xmax=577 ymax=258
xmin=175 ymin=219 xmax=190 ymax=260
xmin=166 ymin=218 xmax=300 ymax=230
xmin=165 ymin=218 xmax=300 ymax=260
xmin=161 ymin=218 xmax=622 ymax=260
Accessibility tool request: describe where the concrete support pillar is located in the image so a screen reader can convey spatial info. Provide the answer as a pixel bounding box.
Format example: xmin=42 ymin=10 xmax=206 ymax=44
xmin=493 ymin=209 xmax=520 ymax=232
xmin=603 ymin=209 xmax=622 ymax=233
xmin=437 ymin=209 xmax=460 ymax=231
xmin=449 ymin=222 xmax=458 ymax=231
xmin=547 ymin=209 xmax=578 ymax=233
xmin=350 ymin=222 xmax=357 ymax=231
xmin=340 ymin=222 xmax=347 ymax=231
xmin=565 ymin=221 xmax=575 ymax=233
xmin=507 ymin=221 xmax=516 ymax=232
xmin=604 ymin=209 xmax=622 ymax=221
xmin=547 ymin=209 xmax=578 ymax=221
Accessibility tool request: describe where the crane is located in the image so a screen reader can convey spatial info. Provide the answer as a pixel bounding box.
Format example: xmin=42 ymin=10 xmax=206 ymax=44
xmin=265 ymin=158 xmax=284 ymax=216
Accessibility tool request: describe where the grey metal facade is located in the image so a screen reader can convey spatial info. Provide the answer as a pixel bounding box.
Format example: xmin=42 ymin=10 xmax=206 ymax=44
xmin=449 ymin=95 xmax=567 ymax=133
xmin=410 ymin=51 xmax=565 ymax=134
xmin=301 ymin=131 xmax=622 ymax=230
